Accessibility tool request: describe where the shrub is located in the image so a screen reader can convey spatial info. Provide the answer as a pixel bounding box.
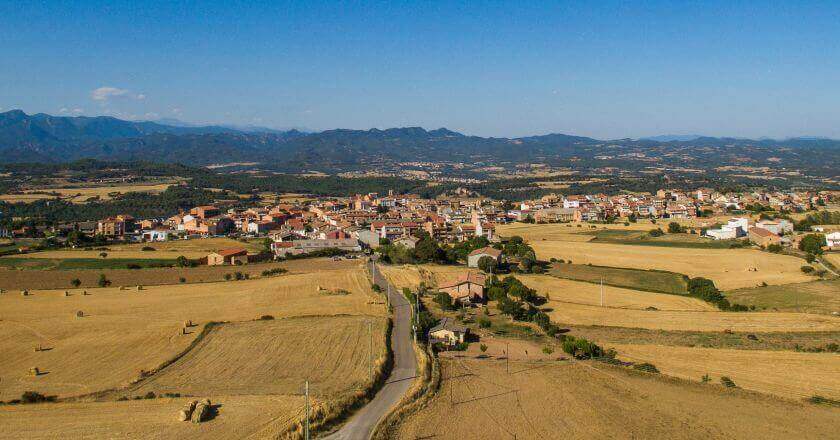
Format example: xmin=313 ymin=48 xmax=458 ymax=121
xmin=126 ymin=263 xmax=141 ymax=270
xmin=648 ymin=228 xmax=664 ymax=237
xmin=141 ymin=246 xmax=156 ymax=251
xmin=478 ymin=317 xmax=491 ymax=328
xmin=561 ymin=336 xmax=603 ymax=359
xmin=144 ymin=391 xmax=156 ymax=399
xmin=179 ymin=277 xmax=186 ymax=283
xmin=224 ymin=273 xmax=232 ymax=281
xmin=542 ymin=346 xmax=554 ymax=355
xmin=805 ymin=253 xmax=816 ymax=263
xmin=70 ymin=278 xmax=81 ymax=288
xmin=766 ymin=244 xmax=782 ymax=253
xmin=261 ymin=267 xmax=288 ymax=277
xmin=99 ymin=252 xmax=108 ymax=258
xmin=633 ymin=362 xmax=660 ymax=373
xmin=720 ymin=376 xmax=737 ymax=388
xmin=801 ymin=265 xmax=814 ymax=274
xmin=480 ymin=344 xmax=488 ymax=353
xmin=701 ymin=374 xmax=711 ymax=383
xmin=433 ymin=292 xmax=456 ymax=311
xmin=667 ymin=222 xmax=684 ymax=233
xmin=809 ymin=395 xmax=840 ymax=407
xmin=97 ymin=274 xmax=111 ymax=288
xmin=259 ymin=315 xmax=275 ymax=320
xmin=20 ymin=391 xmax=56 ymax=404
xmin=371 ymin=284 xmax=382 ymax=292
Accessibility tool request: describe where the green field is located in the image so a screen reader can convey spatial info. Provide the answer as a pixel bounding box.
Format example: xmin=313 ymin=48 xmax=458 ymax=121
xmin=0 ymin=257 xmax=181 ymax=270
xmin=585 ymin=229 xmax=744 ymax=249
xmin=548 ymin=262 xmax=689 ymax=295
xmin=726 ymin=279 xmax=840 ymax=315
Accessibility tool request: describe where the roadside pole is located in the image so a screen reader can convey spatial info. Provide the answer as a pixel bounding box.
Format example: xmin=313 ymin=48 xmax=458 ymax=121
xmin=304 ymin=380 xmax=310 ymax=440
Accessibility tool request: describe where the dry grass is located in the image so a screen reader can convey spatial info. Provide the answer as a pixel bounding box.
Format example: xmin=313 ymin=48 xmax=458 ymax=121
xmin=530 ymin=241 xmax=810 ymax=290
xmin=0 ymin=182 xmax=179 ymax=204
xmin=0 ymin=263 xmax=384 ymax=400
xmin=824 ymin=253 xmax=840 ymax=268
xmin=131 ymin=316 xmax=387 ymax=398
xmin=497 ymin=222 xmax=811 ymax=290
xmin=611 ymin=343 xmax=840 ymax=400
xmin=517 ymin=274 xmax=714 ymax=311
xmin=14 ymin=237 xmax=265 ymax=260
xmin=379 ymin=264 xmax=466 ymax=291
xmin=545 ymin=300 xmax=840 ymax=332
xmin=393 ymin=357 xmax=840 ymax=439
xmin=0 ymin=394 xmax=304 ymax=439
xmin=727 ymin=279 xmax=840 ymax=315
xmin=0 ymin=258 xmax=353 ymax=290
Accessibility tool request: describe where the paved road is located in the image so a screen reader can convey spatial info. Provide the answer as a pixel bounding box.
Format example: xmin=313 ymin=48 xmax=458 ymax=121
xmin=323 ymin=261 xmax=417 ymax=439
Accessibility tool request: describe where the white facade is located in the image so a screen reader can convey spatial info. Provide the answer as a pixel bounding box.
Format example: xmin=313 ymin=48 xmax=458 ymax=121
xmin=827 ymin=232 xmax=840 ymax=250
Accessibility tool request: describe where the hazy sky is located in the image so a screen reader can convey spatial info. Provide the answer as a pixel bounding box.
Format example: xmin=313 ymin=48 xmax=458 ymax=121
xmin=2 ymin=1 xmax=839 ymax=139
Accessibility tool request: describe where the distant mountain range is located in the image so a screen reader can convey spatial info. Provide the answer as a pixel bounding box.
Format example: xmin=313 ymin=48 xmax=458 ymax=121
xmin=0 ymin=110 xmax=838 ymax=171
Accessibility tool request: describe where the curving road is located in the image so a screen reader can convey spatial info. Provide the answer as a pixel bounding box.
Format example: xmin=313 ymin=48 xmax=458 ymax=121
xmin=323 ymin=260 xmax=417 ymax=439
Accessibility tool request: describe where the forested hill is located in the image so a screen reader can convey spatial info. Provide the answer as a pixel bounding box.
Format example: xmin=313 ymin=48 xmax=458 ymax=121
xmin=1 ymin=110 xmax=839 ymax=173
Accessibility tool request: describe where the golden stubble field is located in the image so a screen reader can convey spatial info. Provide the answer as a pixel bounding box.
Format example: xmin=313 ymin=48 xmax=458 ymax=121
xmin=0 ymin=263 xmax=384 ymax=400
xmin=497 ymin=223 xmax=811 ymax=290
xmin=610 ymin=343 xmax=840 ymax=400
xmin=131 ymin=316 xmax=386 ymax=399
xmin=516 ymin=274 xmax=715 ymax=311
xmin=12 ymin=237 xmax=266 ymax=260
xmin=0 ymin=182 xmax=179 ymax=204
xmin=392 ymin=358 xmax=840 ymax=440
xmin=0 ymin=258 xmax=349 ymax=290
xmin=0 ymin=394 xmax=305 ymax=440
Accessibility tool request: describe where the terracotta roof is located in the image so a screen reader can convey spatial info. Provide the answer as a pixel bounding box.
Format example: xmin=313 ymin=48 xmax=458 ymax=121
xmin=748 ymin=227 xmax=777 ymax=238
xmin=439 ymin=272 xmax=487 ymax=289
xmin=214 ymin=248 xmax=248 ymax=257
xmin=468 ymin=247 xmax=502 ymax=258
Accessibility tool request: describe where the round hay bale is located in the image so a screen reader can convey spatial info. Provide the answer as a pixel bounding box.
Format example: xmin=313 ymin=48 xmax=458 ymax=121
xmin=119 ymin=286 xmax=125 ymax=291
xmin=29 ymin=366 xmax=40 ymax=376
xmin=76 ymin=310 xmax=84 ymax=318
xmin=137 ymin=285 xmax=143 ymax=290
xmin=21 ymin=290 xmax=29 ymax=296
xmin=83 ymin=290 xmax=89 ymax=295
xmin=184 ymin=320 xmax=192 ymax=327
xmin=178 ymin=400 xmax=198 ymax=421
xmin=191 ymin=400 xmax=210 ymax=423
xmin=64 ymin=291 xmax=70 ymax=297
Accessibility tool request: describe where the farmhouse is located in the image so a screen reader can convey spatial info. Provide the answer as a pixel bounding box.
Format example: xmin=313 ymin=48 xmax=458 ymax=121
xmin=393 ymin=236 xmax=420 ymax=249
xmin=428 ymin=317 xmax=468 ymax=346
xmin=272 ymin=238 xmax=362 ymax=257
xmin=748 ymin=227 xmax=781 ymax=248
xmin=438 ymin=272 xmax=487 ymax=305
xmin=827 ymin=232 xmax=840 ymax=250
xmin=467 ymin=246 xmax=503 ymax=268
xmin=207 ymin=248 xmax=249 ymax=265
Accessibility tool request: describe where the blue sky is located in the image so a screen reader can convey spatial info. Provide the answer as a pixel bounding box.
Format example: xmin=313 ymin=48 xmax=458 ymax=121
xmin=1 ymin=1 xmax=839 ymax=139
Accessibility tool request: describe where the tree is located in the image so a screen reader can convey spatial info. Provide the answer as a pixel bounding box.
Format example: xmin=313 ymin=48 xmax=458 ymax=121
xmin=175 ymin=255 xmax=190 ymax=267
xmin=433 ymin=292 xmax=456 ymax=311
xmin=477 ymin=256 xmax=497 ymax=274
xmin=70 ymin=278 xmax=81 ymax=288
xmin=799 ymin=234 xmax=826 ymax=255
xmin=648 ymin=228 xmax=664 ymax=237
xmin=97 ymin=274 xmax=111 ymax=287
xmin=667 ymin=222 xmax=683 ymax=233
xmin=99 ymin=252 xmax=108 ymax=258
xmin=480 ymin=344 xmax=488 ymax=353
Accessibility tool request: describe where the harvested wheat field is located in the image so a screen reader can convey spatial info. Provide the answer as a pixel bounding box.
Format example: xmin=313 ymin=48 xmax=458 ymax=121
xmin=517 ymin=274 xmax=715 ymax=311
xmin=726 ymin=279 xmax=840 ymax=315
xmin=0 ymin=258 xmax=351 ymax=290
xmin=392 ymin=358 xmax=840 ymax=440
xmin=14 ymin=237 xmax=265 ymax=260
xmin=0 ymin=264 xmax=383 ymax=400
xmin=380 ymin=264 xmax=480 ymax=292
xmin=3 ymin=182 xmax=179 ymax=204
xmin=132 ymin=316 xmax=387 ymax=398
xmin=824 ymin=252 xmax=840 ymax=268
xmin=546 ymin=300 xmax=840 ymax=332
xmin=530 ymin=241 xmax=809 ymax=290
xmin=0 ymin=394 xmax=304 ymax=440
xmin=611 ymin=343 xmax=840 ymax=400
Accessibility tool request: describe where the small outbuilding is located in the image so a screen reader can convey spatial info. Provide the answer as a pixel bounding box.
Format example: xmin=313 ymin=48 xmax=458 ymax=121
xmin=467 ymin=246 xmax=503 ymax=268
xmin=429 ymin=317 xmax=468 ymax=347
xmin=207 ymin=248 xmax=249 ymax=266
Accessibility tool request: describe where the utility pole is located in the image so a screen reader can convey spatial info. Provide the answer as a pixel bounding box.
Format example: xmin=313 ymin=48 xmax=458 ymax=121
xmin=368 ymin=321 xmax=373 ymax=382
xmin=506 ymin=341 xmax=510 ymax=374
xmin=600 ymin=277 xmax=604 ymax=307
xmin=304 ymin=380 xmax=310 ymax=440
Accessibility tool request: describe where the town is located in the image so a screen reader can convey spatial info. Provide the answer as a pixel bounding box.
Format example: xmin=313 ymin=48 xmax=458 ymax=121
xmin=7 ymin=187 xmax=838 ymax=259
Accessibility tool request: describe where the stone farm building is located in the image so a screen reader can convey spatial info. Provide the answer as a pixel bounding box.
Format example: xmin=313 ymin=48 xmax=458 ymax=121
xmin=207 ymin=248 xmax=249 ymax=266
xmin=467 ymin=246 xmax=503 ymax=268
xmin=438 ymin=272 xmax=487 ymax=305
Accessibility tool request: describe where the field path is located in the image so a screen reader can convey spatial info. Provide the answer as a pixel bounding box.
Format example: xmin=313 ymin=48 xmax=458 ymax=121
xmin=324 ymin=260 xmax=417 ymax=440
